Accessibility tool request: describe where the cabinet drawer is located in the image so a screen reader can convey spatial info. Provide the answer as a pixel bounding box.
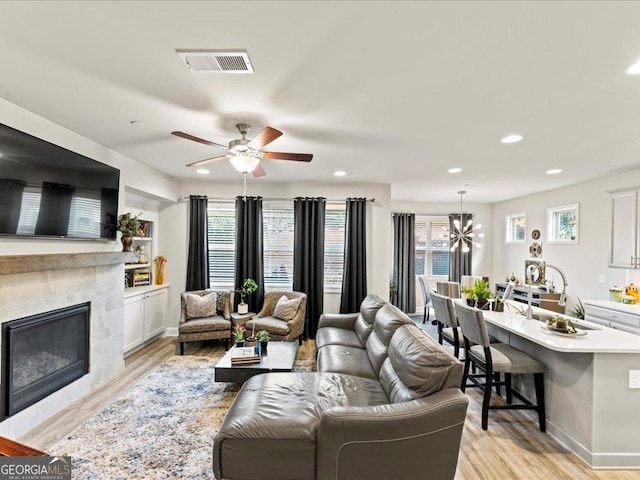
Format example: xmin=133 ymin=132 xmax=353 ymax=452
xmin=584 ymin=304 xmax=640 ymax=328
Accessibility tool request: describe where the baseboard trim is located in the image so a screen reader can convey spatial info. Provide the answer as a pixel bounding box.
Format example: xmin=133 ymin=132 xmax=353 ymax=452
xmin=164 ymin=327 xmax=178 ymax=337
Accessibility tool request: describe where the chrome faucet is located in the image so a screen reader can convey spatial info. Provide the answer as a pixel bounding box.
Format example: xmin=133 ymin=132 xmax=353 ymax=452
xmin=543 ymin=262 xmax=568 ymax=306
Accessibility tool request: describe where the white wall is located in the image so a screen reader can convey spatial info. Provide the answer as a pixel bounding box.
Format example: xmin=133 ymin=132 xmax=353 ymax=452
xmin=391 ymin=200 xmax=494 ymax=311
xmin=160 ymin=180 xmax=391 ymax=329
xmin=0 ymin=98 xmax=179 ymax=256
xmin=492 ymin=167 xmax=640 ymax=313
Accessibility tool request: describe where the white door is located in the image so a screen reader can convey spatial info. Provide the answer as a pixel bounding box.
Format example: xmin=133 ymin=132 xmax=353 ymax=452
xmin=124 ymin=295 xmax=145 ymax=352
xmin=144 ymin=289 xmax=167 ymax=340
xmin=610 ymin=189 xmax=638 ymax=268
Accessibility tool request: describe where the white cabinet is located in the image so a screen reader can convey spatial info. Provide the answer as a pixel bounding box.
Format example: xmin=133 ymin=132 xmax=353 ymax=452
xmin=584 ymin=301 xmax=640 ymax=336
xmin=609 ymin=188 xmax=640 ymax=268
xmin=123 ymin=286 xmax=168 ymax=354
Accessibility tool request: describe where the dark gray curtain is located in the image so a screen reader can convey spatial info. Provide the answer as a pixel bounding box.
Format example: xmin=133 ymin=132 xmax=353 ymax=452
xmin=34 ymin=182 xmax=75 ymax=236
xmin=448 ymin=213 xmax=473 ymax=283
xmin=340 ymin=197 xmax=368 ymax=313
xmin=234 ymin=196 xmax=264 ymax=312
xmin=293 ymin=197 xmax=326 ymax=339
xmin=186 ymin=195 xmax=210 ymax=291
xmin=392 ymin=213 xmax=415 ymax=313
xmin=0 ymin=179 xmax=26 ymax=234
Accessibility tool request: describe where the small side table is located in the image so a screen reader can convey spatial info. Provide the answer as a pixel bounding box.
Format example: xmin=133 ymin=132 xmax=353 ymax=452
xmin=231 ymin=312 xmax=256 ymax=328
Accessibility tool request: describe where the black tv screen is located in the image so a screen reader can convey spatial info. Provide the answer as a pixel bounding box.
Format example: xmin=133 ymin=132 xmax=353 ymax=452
xmin=0 ymin=123 xmax=120 ymax=240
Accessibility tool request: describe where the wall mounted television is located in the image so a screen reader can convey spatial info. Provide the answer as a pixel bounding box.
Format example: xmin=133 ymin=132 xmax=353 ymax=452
xmin=0 ymin=122 xmax=120 ymax=240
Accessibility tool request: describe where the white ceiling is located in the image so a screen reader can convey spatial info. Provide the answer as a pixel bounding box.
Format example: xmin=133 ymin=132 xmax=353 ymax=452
xmin=1 ymin=1 xmax=640 ymax=203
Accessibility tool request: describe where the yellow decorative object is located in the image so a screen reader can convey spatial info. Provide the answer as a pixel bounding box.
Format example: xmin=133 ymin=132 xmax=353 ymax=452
xmin=154 ymin=256 xmax=167 ymax=285
xmin=625 ymin=283 xmax=638 ymax=304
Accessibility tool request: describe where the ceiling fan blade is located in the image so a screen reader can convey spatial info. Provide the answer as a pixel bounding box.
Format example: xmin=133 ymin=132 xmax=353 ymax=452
xmin=172 ymin=131 xmax=228 ymax=149
xmin=247 ymin=126 xmax=283 ymax=150
xmin=252 ymin=164 xmax=267 ymax=177
xmin=262 ymin=152 xmax=313 ymax=162
xmin=185 ymin=155 xmax=229 ymax=167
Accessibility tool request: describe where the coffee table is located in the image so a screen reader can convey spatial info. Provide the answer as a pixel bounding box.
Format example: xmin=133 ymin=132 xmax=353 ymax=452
xmin=214 ymin=341 xmax=298 ymax=384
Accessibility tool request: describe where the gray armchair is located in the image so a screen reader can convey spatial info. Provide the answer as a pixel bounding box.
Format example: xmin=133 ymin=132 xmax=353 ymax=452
xmin=245 ymin=291 xmax=307 ymax=344
xmin=178 ymin=290 xmax=232 ymax=354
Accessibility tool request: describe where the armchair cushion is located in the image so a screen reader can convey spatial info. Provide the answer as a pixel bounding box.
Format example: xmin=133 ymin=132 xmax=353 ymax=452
xmin=179 ymin=317 xmax=230 ymax=334
xmin=273 ymin=295 xmax=301 ymax=321
xmin=245 ymin=316 xmax=290 ymax=336
xmin=185 ymin=292 xmax=217 ymax=319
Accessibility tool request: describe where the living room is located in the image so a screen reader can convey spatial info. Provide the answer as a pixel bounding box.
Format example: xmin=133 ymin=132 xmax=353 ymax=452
xmin=2 ymin=1 xmax=640 ymax=479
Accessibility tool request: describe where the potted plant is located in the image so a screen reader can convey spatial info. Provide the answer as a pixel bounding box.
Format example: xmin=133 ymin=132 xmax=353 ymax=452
xmin=462 ymin=279 xmax=491 ymax=309
xmin=117 ymin=212 xmax=143 ymax=252
xmin=245 ymin=318 xmax=259 ymax=347
xmin=256 ymin=329 xmax=270 ymax=353
xmin=236 ymin=278 xmax=258 ymax=314
xmin=233 ymin=325 xmax=246 ymax=347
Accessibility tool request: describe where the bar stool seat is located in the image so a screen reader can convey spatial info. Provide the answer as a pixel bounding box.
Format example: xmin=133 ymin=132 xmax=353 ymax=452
xmin=441 ymin=326 xmax=464 ymax=349
xmin=454 ymin=301 xmax=546 ymax=432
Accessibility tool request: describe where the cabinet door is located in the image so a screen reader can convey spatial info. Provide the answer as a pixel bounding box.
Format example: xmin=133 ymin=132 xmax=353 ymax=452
xmin=124 ymin=295 xmax=145 ymax=352
xmin=144 ymin=289 xmax=167 ymax=340
xmin=610 ymin=189 xmax=638 ymax=267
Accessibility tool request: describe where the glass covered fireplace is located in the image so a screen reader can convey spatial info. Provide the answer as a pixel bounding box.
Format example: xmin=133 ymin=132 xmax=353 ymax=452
xmin=2 ymin=302 xmax=90 ymax=419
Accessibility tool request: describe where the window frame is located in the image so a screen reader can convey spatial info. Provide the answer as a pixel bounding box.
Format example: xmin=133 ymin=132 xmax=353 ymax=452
xmin=505 ymin=212 xmax=527 ymax=244
xmin=414 ymin=215 xmax=450 ymax=278
xmin=546 ymin=203 xmax=579 ymax=244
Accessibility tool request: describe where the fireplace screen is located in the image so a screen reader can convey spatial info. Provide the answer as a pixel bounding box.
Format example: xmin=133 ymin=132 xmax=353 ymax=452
xmin=2 ymin=302 xmax=90 ymax=418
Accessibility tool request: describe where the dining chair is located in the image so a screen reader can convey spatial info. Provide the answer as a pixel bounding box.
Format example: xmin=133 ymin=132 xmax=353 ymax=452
xmin=417 ymin=275 xmax=433 ymax=324
xmin=430 ymin=291 xmax=464 ymax=359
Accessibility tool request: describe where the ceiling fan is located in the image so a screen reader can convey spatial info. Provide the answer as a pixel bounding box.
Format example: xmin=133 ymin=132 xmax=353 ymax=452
xmin=171 ymin=123 xmax=313 ymax=177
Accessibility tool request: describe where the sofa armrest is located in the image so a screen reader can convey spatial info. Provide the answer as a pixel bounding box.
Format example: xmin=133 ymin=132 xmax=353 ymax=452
xmin=317 ymin=313 xmax=359 ymax=330
xmin=316 ymin=389 xmax=468 ymax=480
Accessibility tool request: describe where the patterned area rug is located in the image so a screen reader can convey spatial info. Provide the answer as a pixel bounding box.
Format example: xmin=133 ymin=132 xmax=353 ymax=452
xmin=51 ymin=352 xmax=315 ymax=479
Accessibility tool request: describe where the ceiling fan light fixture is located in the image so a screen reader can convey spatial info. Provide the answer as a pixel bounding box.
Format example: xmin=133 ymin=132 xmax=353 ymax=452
xmin=229 ymin=154 xmax=260 ymax=173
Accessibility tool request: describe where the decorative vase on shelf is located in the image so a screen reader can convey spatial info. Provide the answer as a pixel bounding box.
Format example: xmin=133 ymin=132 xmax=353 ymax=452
xmin=154 ymin=256 xmax=167 ymax=285
xmin=121 ymin=235 xmax=133 ymax=252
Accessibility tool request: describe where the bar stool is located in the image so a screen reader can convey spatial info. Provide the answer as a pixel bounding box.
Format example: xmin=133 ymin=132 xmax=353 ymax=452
xmin=417 ymin=275 xmax=433 ymax=324
xmin=430 ymin=291 xmax=464 ymax=359
xmin=454 ymin=301 xmax=546 ymax=431
xmin=436 ymin=281 xmax=460 ymax=298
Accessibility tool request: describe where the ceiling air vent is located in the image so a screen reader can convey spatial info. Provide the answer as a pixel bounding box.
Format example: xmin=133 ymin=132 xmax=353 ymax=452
xmin=175 ymin=49 xmax=254 ymax=74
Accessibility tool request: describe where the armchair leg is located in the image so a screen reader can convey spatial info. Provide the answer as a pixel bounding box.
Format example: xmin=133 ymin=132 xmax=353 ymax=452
xmin=298 ymin=335 xmax=303 ymax=345
xmin=179 ymin=342 xmax=184 ymax=356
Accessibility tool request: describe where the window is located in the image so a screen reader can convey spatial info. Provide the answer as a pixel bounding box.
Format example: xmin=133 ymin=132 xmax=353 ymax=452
xmin=505 ymin=212 xmax=526 ymax=243
xmin=207 ymin=206 xmax=236 ymax=286
xmin=325 ymin=207 xmax=346 ymax=289
xmin=207 ymin=203 xmax=346 ymax=290
xmin=415 ymin=216 xmax=449 ymax=277
xmin=263 ymin=205 xmax=294 ymax=288
xmin=547 ymin=204 xmax=579 ymax=244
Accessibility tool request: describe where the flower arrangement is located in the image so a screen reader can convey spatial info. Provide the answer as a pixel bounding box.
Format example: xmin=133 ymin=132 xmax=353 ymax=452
xmin=233 ymin=325 xmax=246 ymax=342
xmin=116 ymin=212 xmax=143 ymax=237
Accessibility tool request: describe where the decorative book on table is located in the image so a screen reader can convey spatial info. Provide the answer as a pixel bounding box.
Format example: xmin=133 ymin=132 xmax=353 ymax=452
xmin=231 ymin=346 xmax=261 ymax=364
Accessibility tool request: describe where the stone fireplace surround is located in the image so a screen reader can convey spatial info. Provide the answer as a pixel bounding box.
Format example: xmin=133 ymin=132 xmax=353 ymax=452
xmin=0 ymin=252 xmax=133 ymax=440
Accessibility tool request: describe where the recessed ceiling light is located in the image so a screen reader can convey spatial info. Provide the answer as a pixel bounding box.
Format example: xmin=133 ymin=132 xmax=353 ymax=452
xmin=196 ymin=168 xmax=210 ymax=175
xmin=130 ymin=120 xmax=144 ymax=126
xmin=334 ymin=170 xmax=346 ymax=177
xmin=448 ymin=167 xmax=462 ymax=174
xmin=501 ymin=134 xmax=523 ymax=144
xmin=545 ymin=168 xmax=562 ymax=175
xmin=625 ymin=59 xmax=640 ymax=75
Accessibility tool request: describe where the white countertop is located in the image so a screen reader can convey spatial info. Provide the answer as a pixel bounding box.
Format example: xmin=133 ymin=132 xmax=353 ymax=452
xmin=124 ymin=283 xmax=169 ymax=298
xmin=474 ymin=300 xmax=640 ymax=354
xmin=583 ymin=298 xmax=640 ymax=315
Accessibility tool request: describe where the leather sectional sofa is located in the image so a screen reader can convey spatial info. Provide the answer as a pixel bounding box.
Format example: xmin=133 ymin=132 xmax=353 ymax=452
xmin=213 ymin=294 xmax=468 ymax=480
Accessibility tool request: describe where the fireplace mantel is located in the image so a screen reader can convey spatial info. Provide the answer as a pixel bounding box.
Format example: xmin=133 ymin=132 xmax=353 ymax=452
xmin=0 ymin=252 xmax=137 ymax=276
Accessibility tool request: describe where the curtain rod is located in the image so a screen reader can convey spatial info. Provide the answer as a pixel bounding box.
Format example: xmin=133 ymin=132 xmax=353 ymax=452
xmin=177 ymin=195 xmax=375 ymax=204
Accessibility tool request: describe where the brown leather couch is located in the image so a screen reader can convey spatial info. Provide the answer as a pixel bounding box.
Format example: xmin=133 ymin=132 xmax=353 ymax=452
xmin=212 ymin=294 xmax=468 ymax=480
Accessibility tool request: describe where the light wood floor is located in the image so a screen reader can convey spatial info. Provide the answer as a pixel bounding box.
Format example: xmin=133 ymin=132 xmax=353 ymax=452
xmin=21 ymin=337 xmax=638 ymax=479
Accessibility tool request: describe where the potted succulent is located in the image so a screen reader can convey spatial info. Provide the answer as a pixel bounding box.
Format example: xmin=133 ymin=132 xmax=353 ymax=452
xmin=256 ymin=329 xmax=270 ymax=353
xmin=233 ymin=325 xmax=246 ymax=347
xmin=117 ymin=212 xmax=143 ymax=252
xmin=462 ymin=279 xmax=492 ymax=309
xmin=236 ymin=278 xmax=258 ymax=314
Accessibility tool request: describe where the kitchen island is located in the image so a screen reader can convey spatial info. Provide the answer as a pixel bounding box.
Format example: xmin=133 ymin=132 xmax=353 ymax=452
xmin=477 ymin=301 xmax=640 ymax=468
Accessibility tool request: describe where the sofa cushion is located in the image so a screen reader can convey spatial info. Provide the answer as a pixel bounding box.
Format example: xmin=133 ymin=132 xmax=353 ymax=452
xmin=178 ymin=316 xmax=230 ymax=333
xmin=245 ymin=316 xmax=290 ymax=336
xmin=185 ymin=292 xmax=217 ymax=319
xmin=354 ymin=294 xmax=386 ymax=345
xmin=315 ymin=327 xmax=363 ymax=350
xmin=316 ymin=345 xmax=378 ymax=380
xmin=273 ymin=295 xmax=301 ymax=321
xmin=213 ymin=372 xmax=388 ymax=480
xmin=365 ymin=303 xmax=413 ymax=375
xmin=380 ymin=325 xmax=463 ymax=403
